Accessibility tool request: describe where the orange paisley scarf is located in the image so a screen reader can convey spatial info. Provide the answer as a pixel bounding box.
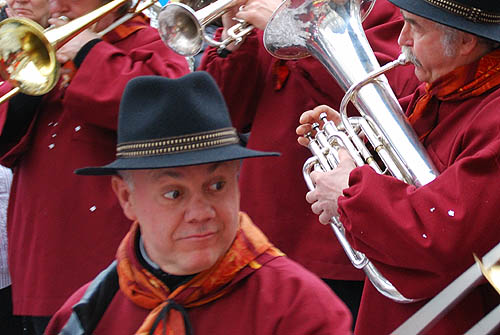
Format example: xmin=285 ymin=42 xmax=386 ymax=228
xmin=116 ymin=212 xmax=284 ymax=335
xmin=408 ymin=49 xmax=500 ymax=141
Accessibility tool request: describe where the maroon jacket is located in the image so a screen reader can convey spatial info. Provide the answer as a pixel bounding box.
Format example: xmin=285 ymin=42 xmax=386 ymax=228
xmin=199 ymin=0 xmax=421 ymax=281
xmin=342 ymin=82 xmax=500 ymax=334
xmin=0 ymin=19 xmax=189 ymax=315
xmin=46 ymin=246 xmax=353 ymax=334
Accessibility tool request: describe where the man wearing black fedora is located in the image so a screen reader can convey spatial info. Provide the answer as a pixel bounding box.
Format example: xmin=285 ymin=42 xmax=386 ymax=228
xmin=297 ymin=0 xmax=500 ymax=334
xmin=44 ymin=71 xmax=353 ymax=335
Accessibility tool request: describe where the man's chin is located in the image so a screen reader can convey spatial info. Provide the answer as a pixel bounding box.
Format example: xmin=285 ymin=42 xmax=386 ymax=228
xmin=414 ymin=68 xmax=428 ymax=83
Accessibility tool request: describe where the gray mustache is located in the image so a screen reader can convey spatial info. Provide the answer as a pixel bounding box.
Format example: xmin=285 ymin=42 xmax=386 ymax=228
xmin=402 ymin=46 xmax=422 ymax=67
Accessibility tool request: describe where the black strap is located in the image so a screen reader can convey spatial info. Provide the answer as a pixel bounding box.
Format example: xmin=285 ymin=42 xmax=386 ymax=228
xmin=60 ymin=261 xmax=119 ymax=335
xmin=149 ymin=299 xmax=193 ymax=335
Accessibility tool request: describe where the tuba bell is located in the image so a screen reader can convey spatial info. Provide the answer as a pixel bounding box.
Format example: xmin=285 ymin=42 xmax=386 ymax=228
xmin=264 ymin=0 xmax=440 ymax=303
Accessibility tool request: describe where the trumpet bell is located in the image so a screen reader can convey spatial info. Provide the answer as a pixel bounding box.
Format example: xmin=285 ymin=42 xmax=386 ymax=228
xmin=0 ymin=17 xmax=59 ymax=97
xmin=158 ymin=2 xmax=203 ymax=57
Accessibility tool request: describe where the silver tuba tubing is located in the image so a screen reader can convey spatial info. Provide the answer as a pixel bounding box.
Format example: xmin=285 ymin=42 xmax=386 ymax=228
xmin=265 ymin=0 xmax=440 ymax=303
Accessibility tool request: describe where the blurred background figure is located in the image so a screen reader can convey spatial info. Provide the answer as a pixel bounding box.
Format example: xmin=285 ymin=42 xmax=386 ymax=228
xmin=0 ymin=0 xmax=48 ymax=333
xmin=0 ymin=0 xmax=49 ymax=26
xmin=0 ymin=165 xmax=20 ymax=335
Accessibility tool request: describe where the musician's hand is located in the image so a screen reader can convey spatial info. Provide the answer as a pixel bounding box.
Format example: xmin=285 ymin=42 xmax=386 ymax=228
xmin=305 ymin=149 xmax=355 ymax=224
xmin=55 ymin=28 xmax=100 ymax=64
xmin=236 ymin=0 xmax=282 ymax=30
xmin=221 ymin=0 xmax=281 ymax=51
xmin=5 ymin=7 xmax=13 ymax=17
xmin=296 ymin=105 xmax=341 ymax=147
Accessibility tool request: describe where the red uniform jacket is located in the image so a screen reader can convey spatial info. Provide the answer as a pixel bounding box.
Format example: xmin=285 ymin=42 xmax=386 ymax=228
xmin=341 ymin=83 xmax=500 ymax=334
xmin=0 ymin=20 xmax=189 ymax=315
xmin=199 ymin=0 xmax=421 ymax=280
xmin=46 ymin=252 xmax=353 ymax=334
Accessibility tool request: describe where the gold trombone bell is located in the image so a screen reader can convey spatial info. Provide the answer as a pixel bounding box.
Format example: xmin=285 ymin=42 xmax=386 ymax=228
xmin=0 ymin=0 xmax=157 ymax=105
xmin=0 ymin=17 xmax=58 ymax=104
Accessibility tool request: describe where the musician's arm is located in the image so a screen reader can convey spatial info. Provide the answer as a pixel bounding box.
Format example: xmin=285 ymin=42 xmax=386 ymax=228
xmin=338 ymin=96 xmax=500 ymax=299
xmin=198 ymin=29 xmax=270 ymax=132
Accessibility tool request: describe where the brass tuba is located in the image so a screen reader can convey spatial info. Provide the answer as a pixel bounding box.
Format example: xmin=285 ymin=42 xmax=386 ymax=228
xmin=264 ymin=0 xmax=439 ymax=303
xmin=0 ymin=0 xmax=159 ymax=104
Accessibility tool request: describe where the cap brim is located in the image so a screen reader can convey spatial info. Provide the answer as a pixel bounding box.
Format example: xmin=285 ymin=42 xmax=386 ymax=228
xmin=388 ymin=0 xmax=500 ymax=43
xmin=75 ymin=144 xmax=279 ymax=175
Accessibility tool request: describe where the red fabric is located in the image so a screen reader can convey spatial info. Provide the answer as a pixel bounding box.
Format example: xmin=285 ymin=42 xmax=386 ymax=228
xmin=0 ymin=82 xmax=13 ymax=129
xmin=337 ymin=54 xmax=500 ymax=334
xmin=199 ymin=0 xmax=421 ymax=281
xmin=0 ymin=21 xmax=189 ymax=315
xmin=102 ymin=14 xmax=148 ymax=42
xmin=46 ymin=215 xmax=353 ymax=335
xmin=117 ymin=214 xmax=284 ymax=335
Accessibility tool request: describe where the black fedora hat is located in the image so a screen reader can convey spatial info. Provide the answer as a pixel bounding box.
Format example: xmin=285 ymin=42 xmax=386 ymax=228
xmin=76 ymin=72 xmax=278 ymax=175
xmin=388 ymin=0 xmax=500 ymax=43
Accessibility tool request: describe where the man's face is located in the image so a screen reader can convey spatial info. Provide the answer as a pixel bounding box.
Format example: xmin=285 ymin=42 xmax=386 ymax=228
xmin=7 ymin=0 xmax=50 ymax=27
xmin=112 ymin=161 xmax=241 ymax=275
xmin=398 ymin=10 xmax=460 ymax=83
xmin=48 ymin=0 xmax=102 ymax=19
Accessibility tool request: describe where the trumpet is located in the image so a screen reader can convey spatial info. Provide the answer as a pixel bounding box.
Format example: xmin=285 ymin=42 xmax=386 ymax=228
xmin=157 ymin=0 xmax=254 ymax=56
xmin=0 ymin=0 xmax=158 ymax=104
xmin=264 ymin=0 xmax=439 ymax=302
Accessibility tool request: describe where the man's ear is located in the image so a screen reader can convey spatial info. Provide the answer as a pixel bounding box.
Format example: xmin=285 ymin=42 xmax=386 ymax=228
xmin=111 ymin=175 xmax=137 ymax=221
xmin=459 ymin=32 xmax=480 ymax=56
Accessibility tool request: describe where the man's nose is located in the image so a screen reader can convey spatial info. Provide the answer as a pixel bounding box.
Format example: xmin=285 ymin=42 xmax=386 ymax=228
xmin=397 ymin=23 xmax=412 ymax=47
xmin=184 ymin=195 xmax=216 ymax=223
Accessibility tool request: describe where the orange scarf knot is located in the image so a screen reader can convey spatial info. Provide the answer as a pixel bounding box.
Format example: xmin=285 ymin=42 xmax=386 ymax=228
xmin=116 ymin=212 xmax=284 ymax=335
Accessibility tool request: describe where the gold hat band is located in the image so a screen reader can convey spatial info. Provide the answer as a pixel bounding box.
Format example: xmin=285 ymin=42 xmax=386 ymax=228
xmin=116 ymin=127 xmax=240 ymax=158
xmin=424 ymin=0 xmax=500 ymax=23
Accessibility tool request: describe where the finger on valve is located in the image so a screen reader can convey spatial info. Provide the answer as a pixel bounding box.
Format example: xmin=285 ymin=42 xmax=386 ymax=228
xmin=300 ymin=105 xmax=340 ymax=126
xmin=296 ymin=123 xmax=314 ymax=146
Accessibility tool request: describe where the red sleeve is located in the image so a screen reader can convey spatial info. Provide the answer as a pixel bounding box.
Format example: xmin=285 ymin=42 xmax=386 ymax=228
xmin=0 ymin=82 xmax=12 ymax=132
xmin=198 ymin=29 xmax=272 ymax=132
xmin=61 ymin=27 xmax=189 ymax=131
xmin=338 ymin=96 xmax=500 ymax=299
